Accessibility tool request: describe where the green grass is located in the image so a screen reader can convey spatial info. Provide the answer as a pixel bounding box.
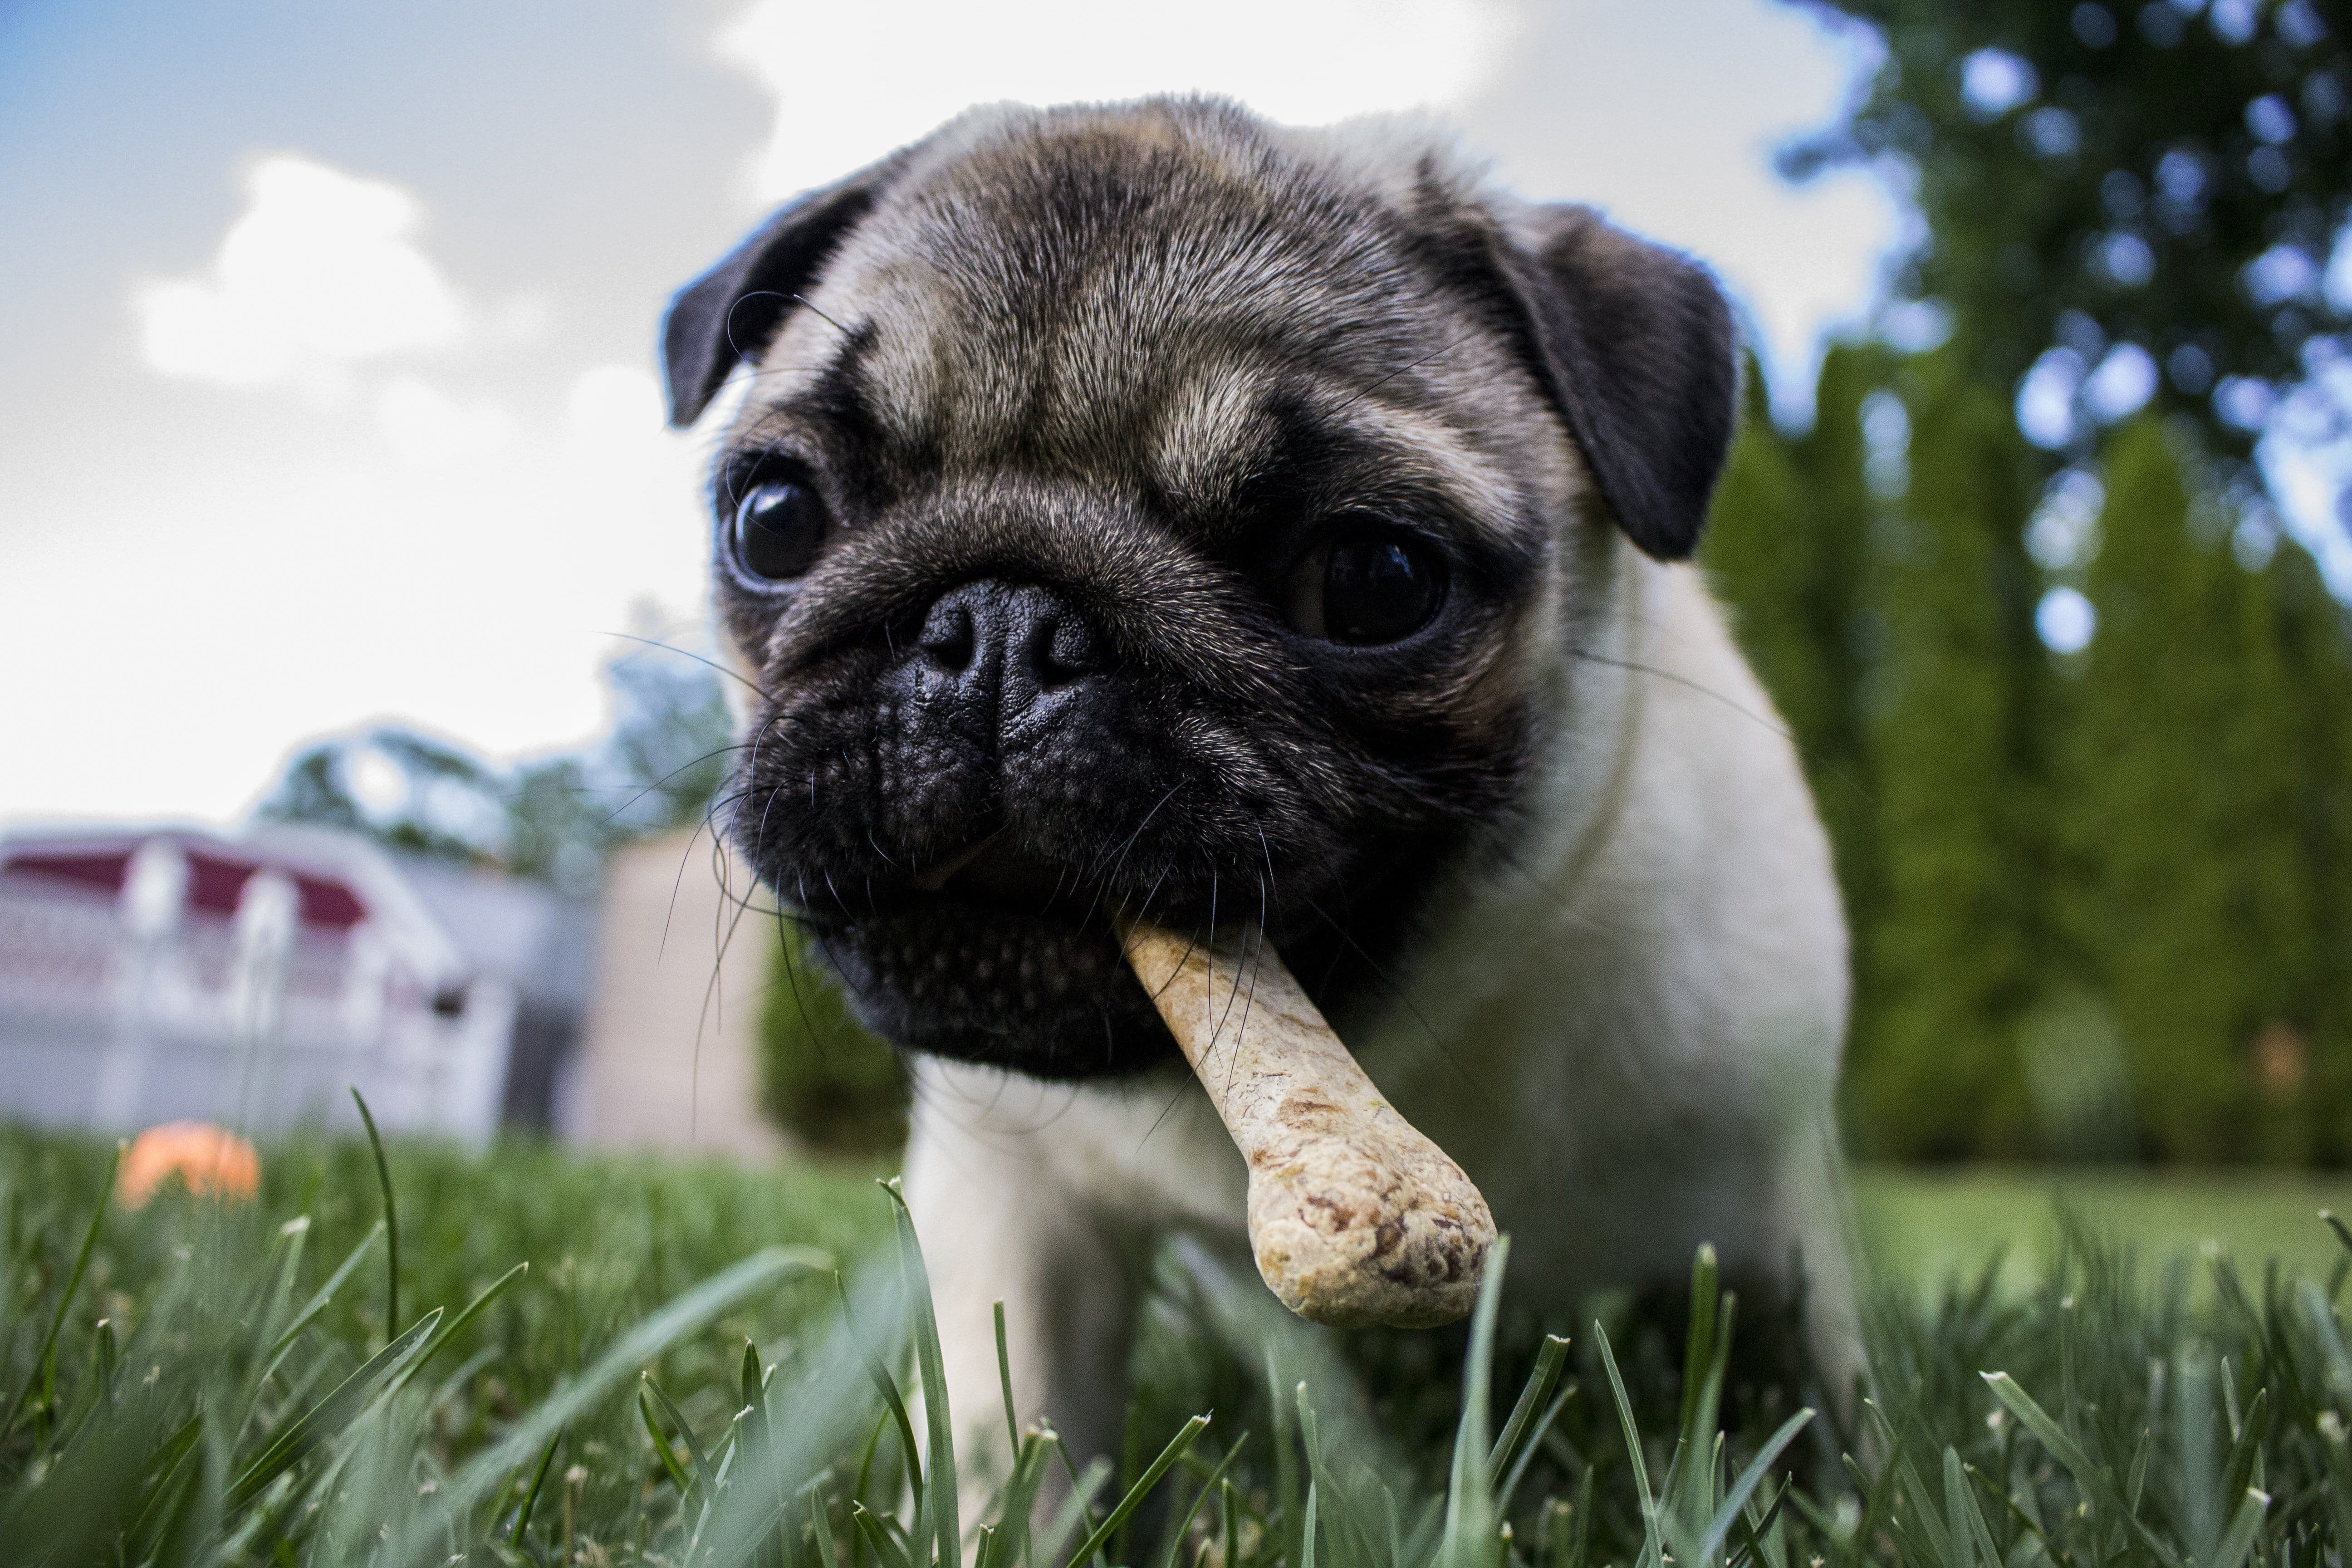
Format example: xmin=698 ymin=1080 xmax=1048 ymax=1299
xmin=1855 ymin=1166 xmax=2352 ymax=1296
xmin=9 ymin=1129 xmax=2352 ymax=1566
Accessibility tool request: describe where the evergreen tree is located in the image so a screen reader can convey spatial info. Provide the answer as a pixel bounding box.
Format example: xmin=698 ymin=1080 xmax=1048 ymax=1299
xmin=2225 ymin=537 xmax=2315 ymax=1159
xmin=2269 ymin=541 xmax=2352 ymax=1156
xmin=2065 ymin=418 xmax=2310 ymax=1160
xmin=1851 ymin=355 xmax=2046 ymax=1157
xmin=1703 ymin=347 xmax=1893 ymax=958
xmin=1787 ymin=344 xmax=1906 ymax=1041
xmin=1705 ymin=360 xmax=1833 ymax=751
xmin=760 ymin=923 xmax=906 ymax=1156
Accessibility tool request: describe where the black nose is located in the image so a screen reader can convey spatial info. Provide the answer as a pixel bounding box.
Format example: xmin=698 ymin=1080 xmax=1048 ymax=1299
xmin=913 ymin=580 xmax=1103 ymax=726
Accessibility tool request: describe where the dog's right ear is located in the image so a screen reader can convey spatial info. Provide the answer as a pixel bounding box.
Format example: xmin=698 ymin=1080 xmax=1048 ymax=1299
xmin=661 ymin=161 xmax=901 ymax=428
xmin=1483 ymin=204 xmax=1738 ymax=563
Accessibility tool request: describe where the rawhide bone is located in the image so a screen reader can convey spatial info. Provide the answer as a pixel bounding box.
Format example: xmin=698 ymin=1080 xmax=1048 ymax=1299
xmin=1118 ymin=918 xmax=1495 ymax=1328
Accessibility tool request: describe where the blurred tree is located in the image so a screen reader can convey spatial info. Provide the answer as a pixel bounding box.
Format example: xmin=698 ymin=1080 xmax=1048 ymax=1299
xmin=1706 ymin=361 xmax=1832 ymax=744
xmin=256 ymin=613 xmax=735 ymax=896
xmin=1784 ymin=344 xmax=1905 ymax=952
xmin=1704 ymin=347 xmax=1891 ymax=880
xmin=2274 ymin=544 xmax=2352 ymax=1156
xmin=1788 ymin=0 xmax=2352 ymax=473
xmin=759 ymin=924 xmax=906 ymax=1156
xmin=257 ymin=727 xmax=511 ymax=865
xmin=1846 ymin=355 xmax=2048 ymax=1157
xmin=2061 ymin=418 xmax=2311 ymax=1159
xmin=1704 ymin=344 xmax=1896 ymax=1106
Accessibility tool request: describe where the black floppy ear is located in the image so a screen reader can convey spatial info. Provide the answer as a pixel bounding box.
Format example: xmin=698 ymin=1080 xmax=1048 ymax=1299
xmin=1491 ymin=205 xmax=1737 ymax=560
xmin=660 ymin=162 xmax=900 ymax=429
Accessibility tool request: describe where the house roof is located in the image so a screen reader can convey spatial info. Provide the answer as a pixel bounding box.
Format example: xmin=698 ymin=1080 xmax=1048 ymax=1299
xmin=0 ymin=822 xmax=469 ymax=986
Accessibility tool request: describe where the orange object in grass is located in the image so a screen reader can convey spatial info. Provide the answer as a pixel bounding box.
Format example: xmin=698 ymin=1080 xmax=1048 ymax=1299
xmin=118 ymin=1122 xmax=261 ymax=1208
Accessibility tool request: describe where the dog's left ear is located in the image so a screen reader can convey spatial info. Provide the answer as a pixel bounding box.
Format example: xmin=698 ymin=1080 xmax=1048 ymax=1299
xmin=1489 ymin=204 xmax=1737 ymax=561
xmin=661 ymin=157 xmax=903 ymax=428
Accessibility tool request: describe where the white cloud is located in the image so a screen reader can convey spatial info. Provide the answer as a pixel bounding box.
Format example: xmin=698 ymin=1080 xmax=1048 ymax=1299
xmin=0 ymin=362 xmax=715 ymax=827
xmin=718 ymin=0 xmax=1521 ymax=201
xmin=133 ymin=155 xmax=467 ymax=389
xmin=376 ymin=375 xmax=514 ymax=467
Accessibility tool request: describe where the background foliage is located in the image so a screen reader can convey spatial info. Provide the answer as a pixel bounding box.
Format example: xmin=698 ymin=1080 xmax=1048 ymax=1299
xmin=1687 ymin=0 xmax=2352 ymax=1162
xmin=760 ymin=927 xmax=909 ymax=1157
xmin=1706 ymin=350 xmax=2352 ymax=1162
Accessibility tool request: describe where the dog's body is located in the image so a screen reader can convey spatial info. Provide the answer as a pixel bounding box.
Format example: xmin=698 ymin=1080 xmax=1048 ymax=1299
xmin=901 ymin=550 xmax=1853 ymax=1468
xmin=662 ymin=97 xmax=1853 ymax=1475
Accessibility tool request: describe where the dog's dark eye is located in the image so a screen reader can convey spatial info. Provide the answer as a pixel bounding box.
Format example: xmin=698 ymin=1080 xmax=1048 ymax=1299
xmin=1296 ymin=533 xmax=1444 ymax=646
xmin=730 ymin=475 xmax=830 ymax=583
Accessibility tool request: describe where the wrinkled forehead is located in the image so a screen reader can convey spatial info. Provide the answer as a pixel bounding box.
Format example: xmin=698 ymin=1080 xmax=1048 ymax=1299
xmin=736 ymin=123 xmax=1542 ymax=521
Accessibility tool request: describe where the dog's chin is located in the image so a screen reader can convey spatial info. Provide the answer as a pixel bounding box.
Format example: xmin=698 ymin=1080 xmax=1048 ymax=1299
xmin=815 ymin=902 xmax=1181 ymax=1078
xmin=789 ymin=841 xmax=1185 ymax=1080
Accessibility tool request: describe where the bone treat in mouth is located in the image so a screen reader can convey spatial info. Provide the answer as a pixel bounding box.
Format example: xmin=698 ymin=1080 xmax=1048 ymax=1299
xmin=1118 ymin=919 xmax=1495 ymax=1328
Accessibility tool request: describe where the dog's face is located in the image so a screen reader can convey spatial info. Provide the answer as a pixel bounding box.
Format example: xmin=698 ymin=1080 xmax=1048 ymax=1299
xmin=662 ymin=99 xmax=1736 ymax=1080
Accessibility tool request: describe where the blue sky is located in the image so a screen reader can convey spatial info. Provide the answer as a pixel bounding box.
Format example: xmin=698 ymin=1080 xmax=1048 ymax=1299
xmin=0 ymin=0 xmax=1901 ymax=826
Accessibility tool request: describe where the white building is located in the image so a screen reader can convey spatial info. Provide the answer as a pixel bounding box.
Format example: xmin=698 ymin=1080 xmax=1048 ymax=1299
xmin=0 ymin=823 xmax=593 ymax=1143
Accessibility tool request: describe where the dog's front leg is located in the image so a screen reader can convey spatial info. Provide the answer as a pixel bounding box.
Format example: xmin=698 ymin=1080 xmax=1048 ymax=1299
xmin=900 ymin=1079 xmax=1145 ymax=1516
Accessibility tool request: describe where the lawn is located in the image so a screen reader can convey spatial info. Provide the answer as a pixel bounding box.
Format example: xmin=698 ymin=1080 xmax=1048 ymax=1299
xmin=7 ymin=1128 xmax=2352 ymax=1566
xmin=1853 ymin=1166 xmax=2352 ymax=1295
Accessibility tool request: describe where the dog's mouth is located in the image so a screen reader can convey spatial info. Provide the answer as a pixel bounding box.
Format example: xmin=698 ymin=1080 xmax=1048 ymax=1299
xmin=789 ymin=832 xmax=1186 ymax=1078
xmin=909 ymin=832 xmax=1071 ymax=905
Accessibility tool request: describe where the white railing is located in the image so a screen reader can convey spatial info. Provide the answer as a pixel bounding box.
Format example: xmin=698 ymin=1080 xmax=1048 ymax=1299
xmin=0 ymin=872 xmax=507 ymax=1142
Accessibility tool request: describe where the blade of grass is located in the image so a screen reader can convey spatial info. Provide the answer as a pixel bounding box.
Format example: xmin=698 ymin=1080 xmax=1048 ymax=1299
xmin=509 ymin=1426 xmax=565 ymax=1544
xmin=743 ymin=1339 xmax=768 ymax=1419
xmin=1948 ymin=1448 xmax=2000 ymax=1568
xmin=397 ymin=1261 xmax=526 ymax=1395
xmin=1036 ymin=1455 xmax=1113 ymax=1568
xmin=349 ymin=1086 xmax=400 ymax=1345
xmin=226 ymin=1305 xmax=443 ymax=1511
xmin=0 ymin=1139 xmax=120 ymax=1448
xmin=119 ymin=1414 xmax=206 ymax=1550
xmin=995 ymin=1300 xmax=1020 ymax=1455
xmin=2220 ymin=1387 xmax=2272 ymax=1508
xmin=1490 ymin=1333 xmax=1571 ymax=1485
xmin=1678 ymin=1244 xmax=1720 ymax=1438
xmin=855 ymin=1502 xmax=919 ymax=1568
xmin=839 ymin=1272 xmax=924 ymax=1506
xmin=1694 ymin=1408 xmax=1815 ymax=1566
xmin=643 ymin=1386 xmax=698 ymax=1497
xmin=266 ymin=1220 xmax=383 ymax=1364
xmin=1594 ymin=1322 xmax=1656 ymax=1528
xmin=883 ymin=1180 xmax=961 ymax=1568
xmin=645 ymin=1370 xmax=714 ymax=1485
xmin=1057 ymin=1413 xmax=1209 ymax=1568
xmin=1728 ymin=1477 xmax=1793 ymax=1568
xmin=989 ymin=1430 xmax=1056 ymax=1568
xmin=1498 ymin=1384 xmax=1574 ymax=1517
xmin=2211 ymin=1488 xmax=2269 ymax=1568
xmin=1980 ymin=1372 xmax=2181 ymax=1568
xmin=1271 ymin=1355 xmax=1303 ymax=1568
xmin=1440 ymin=1235 xmax=1509 ymax=1568
xmin=410 ymin=1244 xmax=830 ymax=1558
xmin=248 ymin=1215 xmax=310 ymax=1358
xmin=1151 ymin=1431 xmax=1248 ymax=1568
xmin=812 ymin=1480 xmax=847 ymax=1568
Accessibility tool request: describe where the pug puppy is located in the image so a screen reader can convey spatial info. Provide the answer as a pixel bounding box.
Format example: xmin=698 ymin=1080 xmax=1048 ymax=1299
xmin=662 ymin=96 xmax=1856 ymax=1475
